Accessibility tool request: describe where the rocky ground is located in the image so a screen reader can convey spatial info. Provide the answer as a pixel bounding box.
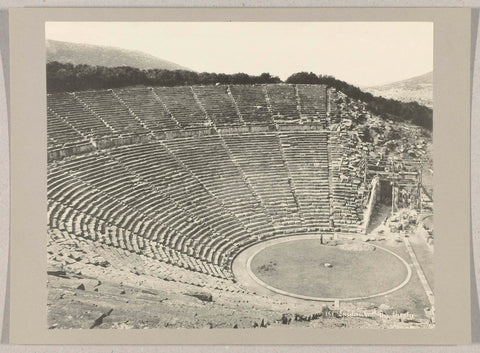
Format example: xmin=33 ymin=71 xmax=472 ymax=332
xmin=47 ymin=264 xmax=432 ymax=330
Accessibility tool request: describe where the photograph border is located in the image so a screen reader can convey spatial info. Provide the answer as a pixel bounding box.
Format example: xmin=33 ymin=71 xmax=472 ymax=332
xmin=9 ymin=7 xmax=471 ymax=344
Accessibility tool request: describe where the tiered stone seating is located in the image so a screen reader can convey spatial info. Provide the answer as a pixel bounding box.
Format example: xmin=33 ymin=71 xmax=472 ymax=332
xmin=164 ymin=135 xmax=276 ymax=241
xmin=153 ymin=87 xmax=209 ymax=128
xmin=48 ymin=228 xmax=242 ymax=288
xmin=47 ymin=93 xmax=113 ymax=137
xmin=48 ymin=163 xmax=172 ymax=244
xmin=48 ymin=202 xmax=228 ymax=281
xmin=114 ymin=87 xmax=180 ymax=132
xmin=228 ymin=85 xmax=273 ymax=124
xmin=46 ymin=84 xmax=388 ymax=286
xmin=47 ymin=109 xmax=85 ymax=144
xmin=75 ymin=90 xmax=148 ymax=135
xmin=265 ymin=84 xmax=300 ymax=122
xmin=52 ymin=152 xmax=230 ymax=261
xmin=278 ymin=131 xmax=331 ymax=231
xmin=297 ymin=84 xmax=327 ymax=125
xmin=106 ymin=141 xmax=251 ymax=265
xmin=192 ymin=85 xmax=242 ymax=126
xmin=90 ymin=231 xmax=233 ymax=281
xmin=328 ymin=133 xmax=366 ymax=233
xmin=46 ymin=109 xmax=96 ymax=160
xmin=223 ymin=133 xmax=303 ymax=232
xmin=48 ymin=206 xmax=230 ymax=280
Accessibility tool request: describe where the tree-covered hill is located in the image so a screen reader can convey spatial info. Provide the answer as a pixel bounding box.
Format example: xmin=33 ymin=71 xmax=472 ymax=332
xmin=46 ymin=63 xmax=432 ymax=130
xmin=46 ymin=61 xmax=281 ymax=92
xmin=286 ymin=72 xmax=432 ymax=130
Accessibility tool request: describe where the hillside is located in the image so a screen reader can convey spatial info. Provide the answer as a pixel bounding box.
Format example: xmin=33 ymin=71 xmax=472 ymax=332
xmin=46 ymin=39 xmax=190 ymax=71
xmin=364 ymin=71 xmax=433 ymax=108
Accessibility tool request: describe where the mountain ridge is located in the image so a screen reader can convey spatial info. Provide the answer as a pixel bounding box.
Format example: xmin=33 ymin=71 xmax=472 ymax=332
xmin=46 ymin=39 xmax=191 ymax=71
xmin=363 ymin=71 xmax=432 ymax=108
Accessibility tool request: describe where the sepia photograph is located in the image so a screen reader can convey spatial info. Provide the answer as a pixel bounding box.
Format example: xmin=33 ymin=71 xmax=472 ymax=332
xmin=44 ymin=21 xmax=435 ymax=330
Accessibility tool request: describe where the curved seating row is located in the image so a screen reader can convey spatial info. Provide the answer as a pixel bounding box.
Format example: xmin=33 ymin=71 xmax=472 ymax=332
xmin=265 ymin=85 xmax=300 ymax=122
xmin=278 ymin=131 xmax=331 ymax=231
xmin=191 ymin=85 xmax=241 ymax=126
xmin=296 ymin=84 xmax=328 ymax=125
xmin=47 ymin=84 xmax=328 ymax=142
xmin=223 ymin=133 xmax=304 ymax=232
xmin=114 ymin=87 xmax=180 ymax=132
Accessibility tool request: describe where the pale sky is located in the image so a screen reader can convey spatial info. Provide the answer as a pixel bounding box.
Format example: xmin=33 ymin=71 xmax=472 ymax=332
xmin=46 ymin=22 xmax=433 ymax=87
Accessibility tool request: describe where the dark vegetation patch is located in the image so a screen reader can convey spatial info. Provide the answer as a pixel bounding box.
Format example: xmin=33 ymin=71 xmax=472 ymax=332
xmin=46 ymin=63 xmax=432 ymax=130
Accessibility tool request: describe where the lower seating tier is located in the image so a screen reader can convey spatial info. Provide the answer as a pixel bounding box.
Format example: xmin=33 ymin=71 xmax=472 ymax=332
xmin=47 ymin=125 xmax=369 ymax=281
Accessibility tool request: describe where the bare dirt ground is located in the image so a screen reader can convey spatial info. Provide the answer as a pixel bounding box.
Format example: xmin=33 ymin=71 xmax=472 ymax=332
xmin=247 ymin=238 xmax=408 ymax=299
